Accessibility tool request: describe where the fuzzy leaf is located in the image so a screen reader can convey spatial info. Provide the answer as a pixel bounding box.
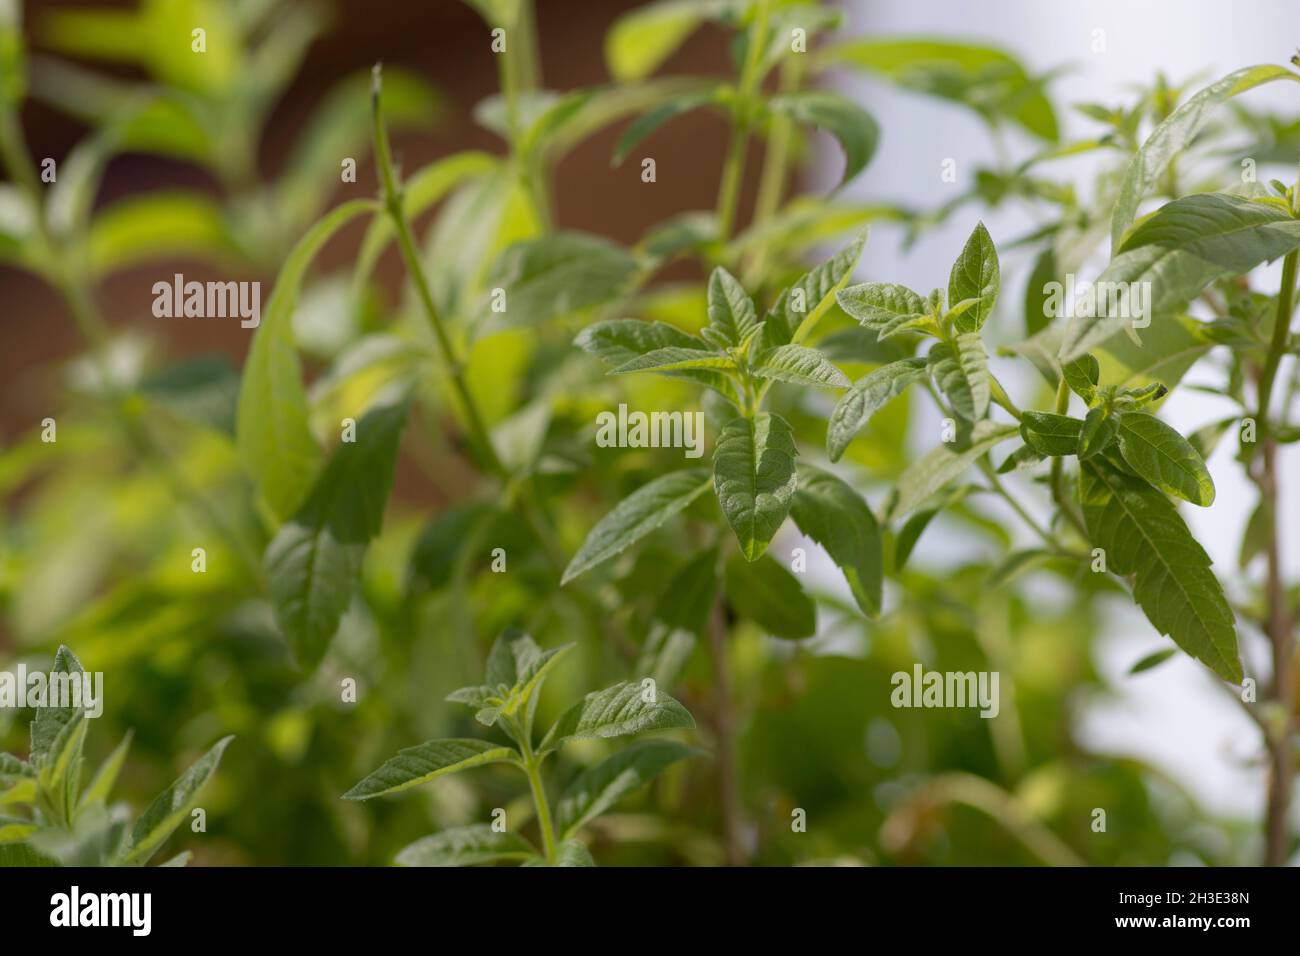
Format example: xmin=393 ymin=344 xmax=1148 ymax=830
xmin=395 ymin=825 xmax=535 ymax=867
xmin=753 ymin=345 xmax=850 ymax=389
xmin=827 ymin=357 xmax=928 ymax=462
xmin=542 ymin=682 xmax=694 ymax=752
xmin=121 ymin=736 xmax=232 ymax=867
xmin=947 ymin=222 xmax=999 ymax=332
xmin=928 ymin=334 xmax=990 ymax=421
xmin=557 ymin=739 xmax=693 ymax=839
xmin=343 ymin=740 xmax=516 ymax=801
xmin=837 ymin=282 xmax=932 ymax=339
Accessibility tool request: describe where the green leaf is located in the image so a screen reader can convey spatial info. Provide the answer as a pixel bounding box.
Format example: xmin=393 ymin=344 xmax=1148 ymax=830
xmin=562 ymin=470 xmax=711 ymax=584
xmin=1023 ymin=245 xmax=1057 ymax=336
xmin=1111 ymin=64 xmax=1300 ymax=249
xmin=889 ymin=422 xmax=1018 ymax=520
xmin=1077 ymin=406 xmax=1118 ymax=460
xmin=604 ymin=0 xmax=743 ymax=81
xmin=1129 ymin=648 xmax=1178 ymax=675
xmin=763 ymin=231 xmax=868 ymax=347
xmin=947 ymin=222 xmax=999 ymax=332
xmin=265 ymin=401 xmax=409 ymax=668
xmin=580 ymin=320 xmax=733 ymax=392
xmin=826 ymin=358 xmax=928 ymax=462
xmin=121 ymin=735 xmax=232 ymax=867
xmin=713 ymin=413 xmax=798 ymax=561
xmin=724 ymin=553 xmax=816 ymax=639
xmin=1064 ymin=193 xmax=1300 ymax=361
xmin=78 ymin=731 xmax=132 ymax=810
xmin=395 ymin=825 xmax=535 ymax=867
xmin=928 ymin=334 xmax=989 ymax=421
xmin=524 ymin=840 xmax=596 ymax=867
xmin=656 ymin=548 xmax=718 ymax=637
xmin=1114 ymin=411 xmax=1215 ymax=506
xmin=702 ymin=267 xmax=761 ymax=350
xmin=237 ymin=199 xmax=378 ymax=518
xmin=824 ymin=38 xmax=1058 ymax=141
xmin=342 ymin=739 xmax=517 ymax=801
xmin=611 ymin=347 xmax=736 ymax=375
xmin=138 ymin=355 xmax=240 ymax=436
xmin=1019 ymin=410 xmax=1084 ymax=457
xmin=836 ymin=282 xmax=934 ymax=339
xmin=768 ymin=91 xmax=879 ymax=187
xmin=1061 ymin=354 xmax=1100 ymax=403
xmin=789 ymin=464 xmax=882 ymax=617
xmin=753 ymin=344 xmax=850 ymax=389
xmin=894 ymin=484 xmax=976 ymax=570
xmin=87 ymin=191 xmax=235 ymax=276
xmin=613 ymin=90 xmax=720 ymax=164
xmin=1079 ymin=460 xmax=1239 ymax=681
xmin=479 ymin=232 xmax=639 ymax=330
xmin=542 ymin=681 xmax=695 ymax=752
xmin=557 ymin=739 xmax=693 ymax=839
xmin=30 ymin=646 xmax=85 ymax=766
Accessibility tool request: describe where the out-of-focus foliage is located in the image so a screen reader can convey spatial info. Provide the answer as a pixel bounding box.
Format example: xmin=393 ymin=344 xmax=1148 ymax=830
xmin=1 ymin=0 xmax=1296 ymax=867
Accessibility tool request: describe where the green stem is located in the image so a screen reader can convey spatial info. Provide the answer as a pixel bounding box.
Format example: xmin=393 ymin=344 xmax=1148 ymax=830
xmin=742 ymin=55 xmax=802 ymax=285
xmin=988 ymin=375 xmax=1023 ymax=421
xmin=1256 ymin=248 xmax=1297 ymax=439
xmin=519 ymin=742 xmax=558 ymax=862
xmin=714 ymin=2 xmax=771 ymax=243
xmin=372 ymin=66 xmax=506 ymax=478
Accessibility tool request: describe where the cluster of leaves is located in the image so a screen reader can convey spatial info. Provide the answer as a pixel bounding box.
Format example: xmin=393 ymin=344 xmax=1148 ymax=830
xmin=0 ymin=648 xmax=230 ymax=867
xmin=343 ymin=630 xmax=695 ymax=866
xmin=2 ymin=0 xmax=1297 ymax=867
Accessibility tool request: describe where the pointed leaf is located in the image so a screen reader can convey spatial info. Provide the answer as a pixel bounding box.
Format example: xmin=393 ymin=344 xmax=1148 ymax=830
xmin=724 ymin=553 xmax=816 ymax=638
xmin=837 ymin=282 xmax=932 ymax=339
xmin=395 ymin=824 xmax=535 ymax=867
xmin=1019 ymin=410 xmax=1084 ymax=457
xmin=768 ymin=90 xmax=879 ymax=186
xmin=827 ymin=357 xmax=928 ymax=462
xmin=557 ymin=739 xmax=693 ymax=838
xmin=947 ymin=222 xmax=999 ymax=332
xmin=121 ymin=736 xmax=232 ymax=867
xmin=713 ymin=413 xmax=798 ymax=560
xmin=753 ymin=344 xmax=850 ymax=389
xmin=890 ymin=422 xmax=1018 ymax=520
xmin=562 ymin=470 xmax=711 ymax=584
xmin=542 ymin=682 xmax=694 ymax=752
xmin=343 ymin=739 xmax=517 ymax=801
xmin=790 ymin=464 xmax=882 ymax=616
xmin=928 ymin=334 xmax=990 ymax=421
xmin=1114 ymin=411 xmax=1215 ymax=506
xmin=763 ymin=231 xmax=868 ymax=347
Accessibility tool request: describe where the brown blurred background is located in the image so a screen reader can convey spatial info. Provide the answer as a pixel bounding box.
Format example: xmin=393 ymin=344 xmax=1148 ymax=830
xmin=1 ymin=0 xmax=763 ymax=442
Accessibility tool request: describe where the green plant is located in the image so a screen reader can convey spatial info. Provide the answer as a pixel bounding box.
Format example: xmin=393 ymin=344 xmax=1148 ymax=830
xmin=2 ymin=0 xmax=1298 ymax=870
xmin=343 ymin=630 xmax=694 ymax=866
xmin=0 ymin=647 xmax=231 ymax=867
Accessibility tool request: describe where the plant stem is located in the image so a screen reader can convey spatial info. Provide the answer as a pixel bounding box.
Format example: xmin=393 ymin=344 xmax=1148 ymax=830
xmin=742 ymin=55 xmax=802 ymax=285
xmin=372 ymin=65 xmax=506 ymax=479
xmin=1256 ymin=245 xmax=1297 ymax=867
xmin=1048 ymin=379 xmax=1089 ymax=538
xmin=714 ymin=1 xmax=771 ymax=243
xmin=519 ymin=742 xmax=558 ymax=862
xmin=707 ymin=590 xmax=746 ymax=865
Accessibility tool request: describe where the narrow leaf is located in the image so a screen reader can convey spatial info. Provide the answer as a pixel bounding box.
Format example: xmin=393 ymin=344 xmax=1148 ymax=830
xmin=343 ymin=740 xmax=516 ymax=801
xmin=713 ymin=413 xmax=798 ymax=561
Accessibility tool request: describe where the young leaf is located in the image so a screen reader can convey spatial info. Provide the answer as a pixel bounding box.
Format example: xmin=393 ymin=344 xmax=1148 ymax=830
xmin=342 ymin=740 xmax=517 ymax=801
xmin=1111 ymin=64 xmax=1300 ymax=248
xmin=479 ymin=232 xmax=639 ymax=330
xmin=1019 ymin=410 xmax=1084 ymax=457
xmin=1114 ymin=411 xmax=1215 ymax=506
xmin=889 ymin=422 xmax=1018 ymax=520
xmin=1063 ymin=193 xmax=1300 ymax=361
xmin=713 ymin=413 xmax=798 ymax=561
xmin=120 ymin=735 xmax=233 ymax=867
xmin=78 ymin=730 xmax=133 ymax=810
xmin=562 ymin=470 xmax=712 ymax=584
xmin=752 ymin=345 xmax=850 ymax=389
xmin=1079 ymin=461 xmax=1240 ymax=681
xmin=265 ymin=400 xmax=409 ymax=668
xmin=1129 ymin=648 xmax=1178 ymax=676
xmin=1077 ymin=406 xmax=1118 ymax=460
xmin=575 ymin=318 xmax=708 ymax=365
xmin=947 ymin=222 xmax=999 ymax=332
xmin=556 ymin=739 xmax=693 ymax=839
xmin=928 ymin=334 xmax=990 ymax=421
xmin=542 ymin=682 xmax=695 ymax=752
xmin=763 ymin=230 xmax=868 ymax=347
xmin=395 ymin=824 xmax=535 ymax=867
xmin=238 ymin=199 xmax=378 ymax=518
xmin=767 ymin=91 xmax=880 ymax=187
xmin=610 ymin=347 xmax=737 ymax=375
xmin=837 ymin=282 xmax=933 ymax=339
xmin=1061 ymin=354 xmax=1100 ymax=402
xmin=30 ymin=645 xmax=85 ymax=766
xmin=724 ymin=553 xmax=816 ymax=639
xmin=789 ymin=464 xmax=882 ymax=617
xmin=702 ymin=267 xmax=761 ymax=349
xmin=827 ymin=357 xmax=928 ymax=462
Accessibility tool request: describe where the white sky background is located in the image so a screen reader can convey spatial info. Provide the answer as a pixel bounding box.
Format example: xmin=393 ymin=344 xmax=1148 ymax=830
xmin=805 ymin=0 xmax=1300 ymax=829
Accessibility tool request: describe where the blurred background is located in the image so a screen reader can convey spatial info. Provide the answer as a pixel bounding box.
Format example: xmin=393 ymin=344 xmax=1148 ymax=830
xmin=2 ymin=0 xmax=1297 ymax=866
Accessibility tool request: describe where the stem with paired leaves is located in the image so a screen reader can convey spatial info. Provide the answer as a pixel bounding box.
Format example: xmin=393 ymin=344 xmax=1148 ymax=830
xmin=371 ymin=64 xmax=506 ymax=479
